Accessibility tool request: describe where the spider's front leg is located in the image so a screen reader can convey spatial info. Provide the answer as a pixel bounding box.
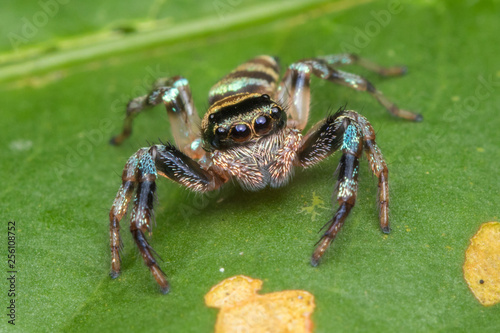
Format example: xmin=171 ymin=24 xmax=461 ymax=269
xmin=109 ymin=144 xmax=223 ymax=293
xmin=298 ymin=109 xmax=389 ymax=266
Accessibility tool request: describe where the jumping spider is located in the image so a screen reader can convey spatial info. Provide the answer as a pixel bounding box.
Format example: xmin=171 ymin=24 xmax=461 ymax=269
xmin=109 ymin=54 xmax=422 ymax=293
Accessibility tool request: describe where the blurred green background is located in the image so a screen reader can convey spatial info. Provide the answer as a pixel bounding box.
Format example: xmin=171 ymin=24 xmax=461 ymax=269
xmin=1 ymin=0 xmax=499 ymax=332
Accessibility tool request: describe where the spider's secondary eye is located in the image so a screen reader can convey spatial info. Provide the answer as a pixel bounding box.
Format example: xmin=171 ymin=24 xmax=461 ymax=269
xmin=270 ymin=106 xmax=280 ymax=118
xmin=230 ymin=123 xmax=251 ymax=142
xmin=216 ymin=126 xmax=227 ymax=137
xmin=261 ymin=94 xmax=270 ymax=99
xmin=254 ymin=115 xmax=272 ymax=135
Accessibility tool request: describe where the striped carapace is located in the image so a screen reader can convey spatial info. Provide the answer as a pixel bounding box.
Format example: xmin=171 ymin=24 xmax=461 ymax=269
xmin=109 ymin=54 xmax=422 ymax=293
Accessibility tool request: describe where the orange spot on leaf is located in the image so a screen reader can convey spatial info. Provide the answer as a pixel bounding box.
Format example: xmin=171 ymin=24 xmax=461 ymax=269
xmin=205 ymin=275 xmax=315 ymax=332
xmin=463 ymin=222 xmax=500 ymax=306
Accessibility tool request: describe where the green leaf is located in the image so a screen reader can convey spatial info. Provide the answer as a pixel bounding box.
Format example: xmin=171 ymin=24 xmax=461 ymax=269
xmin=1 ymin=0 xmax=499 ymax=332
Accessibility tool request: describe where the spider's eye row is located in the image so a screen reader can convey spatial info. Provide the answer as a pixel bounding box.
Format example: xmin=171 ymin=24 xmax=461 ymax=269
xmin=254 ymin=115 xmax=272 ymax=135
xmin=230 ymin=123 xmax=251 ymax=142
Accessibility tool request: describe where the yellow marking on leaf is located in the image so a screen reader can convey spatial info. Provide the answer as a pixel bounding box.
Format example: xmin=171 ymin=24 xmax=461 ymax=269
xmin=299 ymin=191 xmax=328 ymax=221
xmin=463 ymin=222 xmax=500 ymax=306
xmin=205 ymin=275 xmax=315 ymax=333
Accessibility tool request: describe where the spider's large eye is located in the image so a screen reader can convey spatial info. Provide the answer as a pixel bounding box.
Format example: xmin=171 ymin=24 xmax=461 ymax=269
xmin=253 ymin=115 xmax=272 ymax=135
xmin=230 ymin=123 xmax=251 ymax=142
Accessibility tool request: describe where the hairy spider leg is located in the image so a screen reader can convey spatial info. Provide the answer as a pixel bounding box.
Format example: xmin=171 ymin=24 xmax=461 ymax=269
xmin=109 ymin=144 xmax=223 ymax=293
xmin=345 ymin=111 xmax=389 ymax=233
xmin=110 ymin=77 xmax=170 ymax=145
xmin=315 ymin=53 xmax=408 ymax=77
xmin=302 ymin=112 xmax=363 ymax=266
xmin=160 ymin=77 xmax=204 ymax=159
xmin=130 ymin=161 xmax=167 ymax=292
xmin=111 ymin=77 xmax=204 ymax=159
xmin=109 ymin=149 xmax=144 ymax=278
xmin=276 ymin=62 xmax=311 ymax=131
xmin=297 ymin=109 xmax=389 ymax=266
xmin=277 ymin=56 xmax=422 ymax=127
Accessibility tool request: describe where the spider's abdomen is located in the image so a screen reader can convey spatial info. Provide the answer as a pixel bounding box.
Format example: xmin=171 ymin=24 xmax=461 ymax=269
xmin=208 ymin=55 xmax=280 ymax=105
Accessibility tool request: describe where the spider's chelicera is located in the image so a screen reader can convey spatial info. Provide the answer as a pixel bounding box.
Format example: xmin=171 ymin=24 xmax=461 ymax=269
xmin=109 ymin=54 xmax=422 ymax=293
